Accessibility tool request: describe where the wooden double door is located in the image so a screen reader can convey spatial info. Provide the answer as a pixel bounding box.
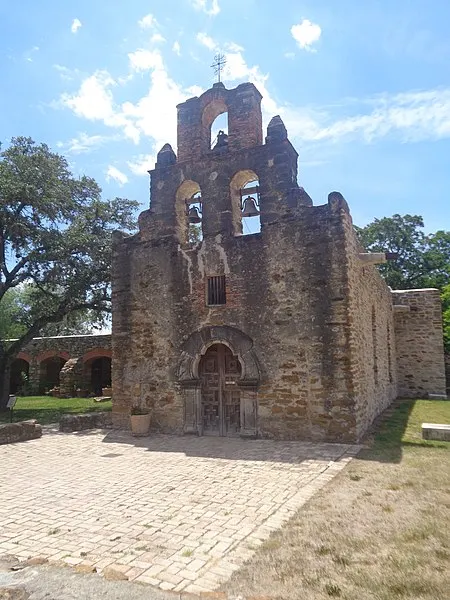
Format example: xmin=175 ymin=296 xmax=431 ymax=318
xmin=199 ymin=344 xmax=242 ymax=436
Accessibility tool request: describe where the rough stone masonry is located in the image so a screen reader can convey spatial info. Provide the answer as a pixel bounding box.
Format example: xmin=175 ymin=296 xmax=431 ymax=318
xmin=106 ymin=80 xmax=446 ymax=442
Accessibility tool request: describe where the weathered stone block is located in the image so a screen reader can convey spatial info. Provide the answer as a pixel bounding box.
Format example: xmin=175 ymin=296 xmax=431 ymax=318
xmin=422 ymin=423 xmax=450 ymax=441
xmin=59 ymin=411 xmax=112 ymax=432
xmin=0 ymin=420 xmax=42 ymax=445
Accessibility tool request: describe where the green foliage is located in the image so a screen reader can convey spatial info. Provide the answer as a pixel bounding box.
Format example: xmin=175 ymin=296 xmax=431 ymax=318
xmin=0 ymin=137 xmax=138 ymax=402
xmin=0 ymin=284 xmax=99 ymax=339
xmin=188 ymin=222 xmax=202 ymax=244
xmin=441 ymin=284 xmax=450 ymax=353
xmin=0 ymin=288 xmax=27 ymax=339
xmin=356 ymin=214 xmax=450 ymax=290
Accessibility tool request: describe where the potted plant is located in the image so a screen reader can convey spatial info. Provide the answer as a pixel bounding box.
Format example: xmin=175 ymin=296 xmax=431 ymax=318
xmin=130 ymin=406 xmax=151 ymax=436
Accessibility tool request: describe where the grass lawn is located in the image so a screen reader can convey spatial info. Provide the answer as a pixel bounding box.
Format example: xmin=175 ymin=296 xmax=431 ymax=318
xmin=0 ymin=396 xmax=112 ymax=426
xmin=223 ymin=399 xmax=450 ymax=600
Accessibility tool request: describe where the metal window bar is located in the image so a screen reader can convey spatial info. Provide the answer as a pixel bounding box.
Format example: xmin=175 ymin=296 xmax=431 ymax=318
xmin=207 ymin=276 xmax=226 ymax=305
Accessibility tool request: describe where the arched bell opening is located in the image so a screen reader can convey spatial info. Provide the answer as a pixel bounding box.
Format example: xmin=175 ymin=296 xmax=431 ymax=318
xmin=210 ymin=114 xmax=228 ymax=150
xmin=175 ymin=180 xmax=203 ymax=245
xmin=201 ymin=99 xmax=228 ymax=153
xmin=39 ymin=356 xmax=66 ymax=394
xmin=9 ymin=358 xmax=30 ymax=395
xmin=230 ymin=170 xmax=261 ymax=236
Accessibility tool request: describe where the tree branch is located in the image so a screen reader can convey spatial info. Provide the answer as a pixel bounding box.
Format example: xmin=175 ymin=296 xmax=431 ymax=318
xmin=2 ymin=298 xmax=109 ymax=365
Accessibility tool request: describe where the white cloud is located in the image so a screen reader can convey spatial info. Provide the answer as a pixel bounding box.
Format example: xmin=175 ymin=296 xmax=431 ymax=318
xmin=24 ymin=46 xmax=39 ymax=62
xmin=60 ymin=132 xmax=112 ymax=154
xmin=53 ymin=64 xmax=79 ymax=81
xmin=151 ymin=33 xmax=166 ymax=44
xmin=106 ymin=166 xmax=128 ymax=186
xmin=291 ymin=19 xmax=321 ymax=51
xmin=120 ymin=67 xmax=188 ymax=149
xmin=60 ymin=50 xmax=189 ymax=150
xmin=172 ymin=41 xmax=181 ymax=56
xmin=186 ymin=85 xmax=204 ymax=97
xmin=71 ymin=18 xmax=82 ymax=34
xmin=59 ymin=39 xmax=450 ymax=175
xmin=304 ymin=89 xmax=450 ymax=144
xmin=61 ymin=71 xmax=115 ymax=120
xmin=60 ymin=70 xmax=140 ymax=143
xmin=127 ymin=153 xmax=156 ymax=175
xmin=196 ymin=32 xmax=217 ymax=51
xmin=128 ymin=49 xmax=163 ymax=72
xmin=138 ymin=14 xmax=157 ymax=29
xmin=222 ymin=50 xmax=279 ymax=118
xmin=220 ymin=49 xmax=450 ymax=147
xmin=191 ymin=0 xmax=220 ymax=16
xmin=225 ymin=41 xmax=244 ymax=52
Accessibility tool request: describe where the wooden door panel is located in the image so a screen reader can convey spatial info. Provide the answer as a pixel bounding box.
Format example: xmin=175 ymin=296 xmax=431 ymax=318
xmin=224 ymin=390 xmax=240 ymax=435
xmin=199 ymin=344 xmax=242 ymax=437
xmin=202 ymin=389 xmax=220 ymax=435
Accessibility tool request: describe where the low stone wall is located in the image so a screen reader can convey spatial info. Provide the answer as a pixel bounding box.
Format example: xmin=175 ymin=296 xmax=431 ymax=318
xmin=422 ymin=423 xmax=450 ymax=441
xmin=0 ymin=420 xmax=42 ymax=445
xmin=59 ymin=411 xmax=112 ymax=432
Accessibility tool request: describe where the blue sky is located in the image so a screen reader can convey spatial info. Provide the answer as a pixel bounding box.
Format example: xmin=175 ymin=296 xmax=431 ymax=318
xmin=1 ymin=0 xmax=450 ymax=232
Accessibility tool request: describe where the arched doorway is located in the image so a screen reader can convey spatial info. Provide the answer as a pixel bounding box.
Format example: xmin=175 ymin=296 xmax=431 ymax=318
xmin=39 ymin=357 xmax=66 ymax=393
xmin=9 ymin=359 xmax=30 ymax=395
xmin=89 ymin=357 xmax=112 ymax=396
xmin=199 ymin=343 xmax=242 ymax=436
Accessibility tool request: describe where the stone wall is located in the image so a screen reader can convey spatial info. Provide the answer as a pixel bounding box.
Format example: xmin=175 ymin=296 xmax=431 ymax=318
xmin=9 ymin=334 xmax=111 ymax=396
xmin=0 ymin=420 xmax=42 ymax=445
xmin=112 ymin=191 xmax=400 ymax=441
xmin=342 ymin=203 xmax=398 ymax=439
xmin=59 ymin=411 xmax=112 ymax=432
xmin=392 ymin=289 xmax=447 ymax=398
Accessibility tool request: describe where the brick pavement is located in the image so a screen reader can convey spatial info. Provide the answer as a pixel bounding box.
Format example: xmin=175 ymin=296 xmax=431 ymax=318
xmin=0 ymin=428 xmax=359 ymax=594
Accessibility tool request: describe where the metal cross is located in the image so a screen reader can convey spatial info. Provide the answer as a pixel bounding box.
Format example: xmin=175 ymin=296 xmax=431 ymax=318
xmin=211 ymin=53 xmax=227 ymax=83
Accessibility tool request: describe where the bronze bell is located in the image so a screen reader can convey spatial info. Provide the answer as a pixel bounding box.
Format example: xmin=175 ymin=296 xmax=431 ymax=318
xmin=241 ymin=196 xmax=260 ymax=218
xmin=188 ymin=206 xmax=202 ymax=224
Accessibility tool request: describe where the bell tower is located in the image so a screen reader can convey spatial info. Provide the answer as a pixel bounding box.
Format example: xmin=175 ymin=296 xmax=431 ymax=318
xmin=141 ymin=80 xmax=310 ymax=246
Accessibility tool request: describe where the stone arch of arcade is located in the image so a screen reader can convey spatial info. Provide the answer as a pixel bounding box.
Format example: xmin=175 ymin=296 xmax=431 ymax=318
xmin=9 ymin=352 xmax=32 ymax=395
xmin=82 ymin=348 xmax=112 ymax=396
xmin=7 ymin=334 xmax=112 ymax=396
xmin=36 ymin=351 xmax=70 ymax=394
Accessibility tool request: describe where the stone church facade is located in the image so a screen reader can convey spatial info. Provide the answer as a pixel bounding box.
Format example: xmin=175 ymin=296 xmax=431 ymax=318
xmin=111 ymin=81 xmax=446 ymax=442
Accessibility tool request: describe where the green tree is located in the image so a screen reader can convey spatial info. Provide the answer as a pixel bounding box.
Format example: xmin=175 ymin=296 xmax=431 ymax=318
xmin=0 ymin=137 xmax=138 ymax=406
xmin=356 ymin=214 xmax=450 ymax=352
xmin=442 ymin=284 xmax=450 ymax=353
xmin=0 ymin=288 xmax=27 ymax=340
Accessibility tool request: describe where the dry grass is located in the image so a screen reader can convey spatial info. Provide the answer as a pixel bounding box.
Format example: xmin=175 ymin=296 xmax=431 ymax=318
xmin=222 ymin=399 xmax=450 ymax=600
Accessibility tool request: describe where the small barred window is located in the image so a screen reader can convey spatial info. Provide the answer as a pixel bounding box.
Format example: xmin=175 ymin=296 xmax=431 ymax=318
xmin=207 ymin=276 xmax=226 ymax=306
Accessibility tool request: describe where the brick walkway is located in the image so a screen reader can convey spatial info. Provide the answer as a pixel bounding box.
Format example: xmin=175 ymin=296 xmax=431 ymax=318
xmin=0 ymin=429 xmax=359 ymax=594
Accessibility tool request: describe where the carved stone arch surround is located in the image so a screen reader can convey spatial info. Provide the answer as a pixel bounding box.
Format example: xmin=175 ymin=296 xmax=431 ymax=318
xmin=178 ymin=325 xmax=261 ymax=387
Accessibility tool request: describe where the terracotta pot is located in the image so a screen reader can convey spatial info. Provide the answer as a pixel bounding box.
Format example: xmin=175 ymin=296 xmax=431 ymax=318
xmin=130 ymin=413 xmax=151 ymax=436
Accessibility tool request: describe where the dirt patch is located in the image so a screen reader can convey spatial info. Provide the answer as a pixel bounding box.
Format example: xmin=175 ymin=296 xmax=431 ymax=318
xmin=221 ymin=400 xmax=450 ymax=600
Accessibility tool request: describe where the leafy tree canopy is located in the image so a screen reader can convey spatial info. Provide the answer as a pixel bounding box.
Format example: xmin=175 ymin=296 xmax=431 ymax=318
xmin=0 ymin=136 xmax=138 ymax=403
xmin=0 ymin=284 xmax=101 ymax=339
xmin=0 ymin=288 xmax=26 ymax=340
xmin=356 ymin=214 xmax=450 ymax=290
